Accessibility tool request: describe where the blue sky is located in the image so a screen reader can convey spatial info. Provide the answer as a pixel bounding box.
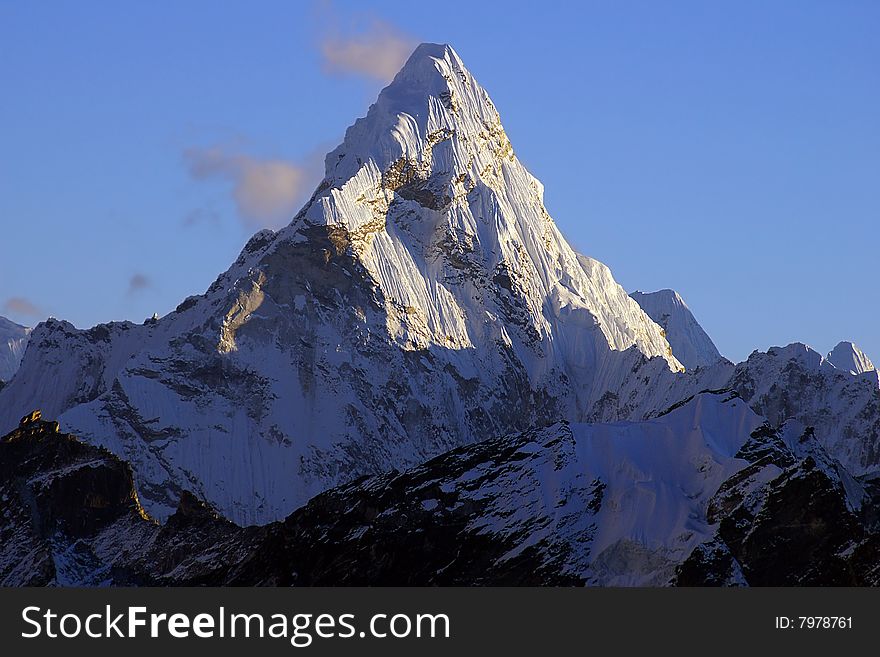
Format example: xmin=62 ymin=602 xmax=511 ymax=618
xmin=1 ymin=1 xmax=877 ymax=363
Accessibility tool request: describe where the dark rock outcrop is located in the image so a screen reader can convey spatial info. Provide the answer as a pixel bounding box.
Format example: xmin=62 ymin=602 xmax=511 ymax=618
xmin=0 ymin=412 xmax=153 ymax=585
xmin=675 ymin=424 xmax=880 ymax=585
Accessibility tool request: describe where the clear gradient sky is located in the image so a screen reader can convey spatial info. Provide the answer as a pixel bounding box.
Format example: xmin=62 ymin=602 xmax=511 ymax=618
xmin=1 ymin=1 xmax=877 ymax=364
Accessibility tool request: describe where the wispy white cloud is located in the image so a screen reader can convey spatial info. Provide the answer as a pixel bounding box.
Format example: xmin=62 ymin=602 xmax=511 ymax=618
xmin=317 ymin=4 xmax=417 ymax=81
xmin=3 ymin=297 xmax=43 ymax=319
xmin=184 ymin=147 xmax=311 ymax=230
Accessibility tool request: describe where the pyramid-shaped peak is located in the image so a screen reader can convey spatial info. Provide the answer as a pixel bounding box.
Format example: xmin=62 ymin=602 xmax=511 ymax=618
xmin=632 ymin=288 xmax=687 ymax=308
xmin=377 ymin=42 xmax=479 ymax=117
xmin=629 ymin=289 xmax=721 ymax=370
xmin=392 ymin=43 xmax=468 ymax=86
xmin=409 ymin=42 xmax=459 ymax=60
xmin=321 ymin=42 xmax=502 ymax=184
xmin=827 ymin=341 xmax=876 ymax=375
xmin=400 ymin=43 xmax=464 ymax=69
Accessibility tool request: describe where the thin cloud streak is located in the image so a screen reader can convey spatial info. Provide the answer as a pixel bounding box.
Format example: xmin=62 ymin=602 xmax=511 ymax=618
xmin=184 ymin=147 xmax=311 ymax=230
xmin=3 ymin=297 xmax=44 ymax=320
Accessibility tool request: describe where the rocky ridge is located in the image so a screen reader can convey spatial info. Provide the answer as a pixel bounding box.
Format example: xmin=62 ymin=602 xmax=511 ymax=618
xmin=4 ymin=400 xmax=877 ymax=586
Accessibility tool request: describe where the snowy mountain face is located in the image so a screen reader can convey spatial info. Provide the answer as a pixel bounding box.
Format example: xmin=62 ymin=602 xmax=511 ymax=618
xmin=4 ymin=394 xmax=878 ymax=586
xmin=729 ymin=343 xmax=880 ymax=477
xmin=0 ymin=316 xmax=30 ymax=382
xmin=0 ymin=44 xmax=683 ymax=525
xmin=598 ymin=290 xmax=880 ymax=483
xmin=630 ymin=289 xmax=723 ymax=370
xmin=828 ymin=341 xmax=877 ymax=378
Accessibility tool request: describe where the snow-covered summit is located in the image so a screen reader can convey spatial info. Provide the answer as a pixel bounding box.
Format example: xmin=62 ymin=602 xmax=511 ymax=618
xmin=827 ymin=341 xmax=876 ymax=376
xmin=0 ymin=43 xmax=682 ymax=524
xmin=0 ymin=316 xmax=30 ymax=382
xmin=284 ymin=43 xmax=680 ymax=367
xmin=320 ymin=43 xmax=501 ymax=186
xmin=630 ymin=289 xmax=722 ymax=370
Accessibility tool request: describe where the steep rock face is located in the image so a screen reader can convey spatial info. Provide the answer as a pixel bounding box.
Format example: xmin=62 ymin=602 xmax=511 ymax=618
xmin=0 ymin=44 xmax=681 ymax=524
xmin=0 ymin=316 xmax=30 ymax=382
xmin=730 ymin=343 xmax=880 ymax=477
xmin=630 ymin=289 xmax=723 ymax=370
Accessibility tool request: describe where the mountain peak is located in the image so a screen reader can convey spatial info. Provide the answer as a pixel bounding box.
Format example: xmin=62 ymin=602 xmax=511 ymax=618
xmin=409 ymin=42 xmax=457 ymax=59
xmin=396 ymin=42 xmax=464 ymax=82
xmin=651 ymin=288 xmax=685 ymax=305
xmin=318 ymin=42 xmax=502 ymax=189
xmin=286 ymin=43 xmax=680 ymax=371
xmin=827 ymin=341 xmax=876 ymax=376
xmin=630 ymin=289 xmax=722 ymax=370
